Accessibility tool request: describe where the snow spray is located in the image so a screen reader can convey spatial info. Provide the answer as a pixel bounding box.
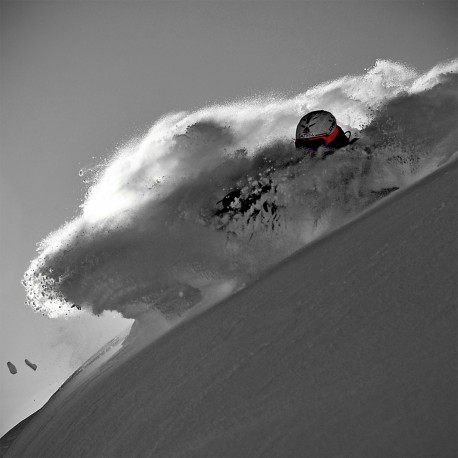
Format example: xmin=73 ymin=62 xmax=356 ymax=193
xmin=23 ymin=59 xmax=458 ymax=321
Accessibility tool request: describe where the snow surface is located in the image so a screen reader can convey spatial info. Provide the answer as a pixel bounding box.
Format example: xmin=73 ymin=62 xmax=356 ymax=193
xmin=2 ymin=59 xmax=457 ymax=457
xmin=3 ymin=153 xmax=458 ymax=458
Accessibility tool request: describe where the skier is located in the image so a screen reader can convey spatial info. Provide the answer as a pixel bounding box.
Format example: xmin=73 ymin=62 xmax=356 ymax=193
xmin=216 ymin=110 xmax=357 ymax=216
xmin=295 ymin=110 xmax=398 ymax=198
xmin=296 ymin=110 xmax=398 ymax=195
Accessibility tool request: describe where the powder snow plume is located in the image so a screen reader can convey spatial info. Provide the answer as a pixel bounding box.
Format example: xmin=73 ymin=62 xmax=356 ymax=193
xmin=23 ymin=59 xmax=457 ymax=321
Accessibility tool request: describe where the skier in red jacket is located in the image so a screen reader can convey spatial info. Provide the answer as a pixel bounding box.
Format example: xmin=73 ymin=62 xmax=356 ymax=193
xmin=216 ymin=110 xmax=357 ymax=216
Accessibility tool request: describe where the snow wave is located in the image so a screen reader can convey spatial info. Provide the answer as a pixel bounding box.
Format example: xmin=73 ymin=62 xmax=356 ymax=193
xmin=23 ymin=59 xmax=458 ymax=320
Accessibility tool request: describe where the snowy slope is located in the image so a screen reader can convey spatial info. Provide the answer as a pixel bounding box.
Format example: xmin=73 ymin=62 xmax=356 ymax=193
xmin=4 ymin=157 xmax=457 ymax=457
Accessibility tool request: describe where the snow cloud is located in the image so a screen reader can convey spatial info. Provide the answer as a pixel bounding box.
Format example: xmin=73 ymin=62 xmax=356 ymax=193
xmin=23 ymin=59 xmax=458 ymax=320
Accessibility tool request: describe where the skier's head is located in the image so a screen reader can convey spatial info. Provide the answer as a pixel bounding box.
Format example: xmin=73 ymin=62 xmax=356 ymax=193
xmin=295 ymin=110 xmax=340 ymax=150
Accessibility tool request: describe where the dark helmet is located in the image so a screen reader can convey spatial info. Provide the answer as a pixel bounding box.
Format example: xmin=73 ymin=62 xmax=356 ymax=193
xmin=295 ymin=110 xmax=348 ymax=150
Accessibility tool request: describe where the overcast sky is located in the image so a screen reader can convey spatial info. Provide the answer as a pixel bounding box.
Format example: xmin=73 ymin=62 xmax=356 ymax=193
xmin=1 ymin=0 xmax=457 ymax=436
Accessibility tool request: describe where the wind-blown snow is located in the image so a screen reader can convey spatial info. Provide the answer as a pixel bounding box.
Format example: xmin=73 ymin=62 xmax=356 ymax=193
xmin=22 ymin=59 xmax=458 ymax=320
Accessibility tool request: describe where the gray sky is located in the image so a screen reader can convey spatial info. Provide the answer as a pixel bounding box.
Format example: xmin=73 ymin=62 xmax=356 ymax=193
xmin=1 ymin=0 xmax=457 ymax=436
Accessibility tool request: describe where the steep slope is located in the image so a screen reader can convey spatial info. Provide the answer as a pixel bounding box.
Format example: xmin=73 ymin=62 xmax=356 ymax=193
xmin=6 ymin=159 xmax=457 ymax=458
